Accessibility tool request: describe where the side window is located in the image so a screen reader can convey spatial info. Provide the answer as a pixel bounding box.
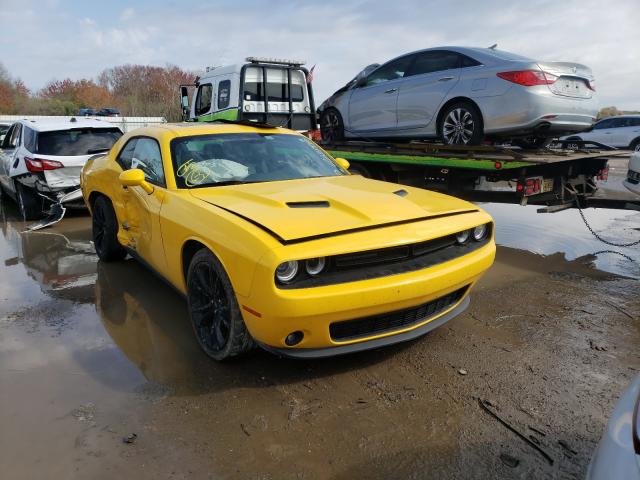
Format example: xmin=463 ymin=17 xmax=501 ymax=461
xmin=117 ymin=138 xmax=138 ymax=170
xmin=365 ymin=55 xmax=414 ymax=86
xmin=23 ymin=126 xmax=37 ymax=152
xmin=218 ymin=80 xmax=231 ymax=109
xmin=1 ymin=125 xmax=16 ymax=149
xmin=132 ymin=138 xmax=165 ymax=186
xmin=460 ymin=54 xmax=482 ymax=68
xmin=630 ymin=118 xmax=640 ymax=127
xmin=609 ymin=118 xmax=626 ymax=128
xmin=593 ymin=119 xmax=613 ymax=130
xmin=8 ymin=123 xmax=22 ymax=148
xmin=405 ymin=51 xmax=461 ymax=77
xmin=195 ymin=83 xmax=213 ymax=116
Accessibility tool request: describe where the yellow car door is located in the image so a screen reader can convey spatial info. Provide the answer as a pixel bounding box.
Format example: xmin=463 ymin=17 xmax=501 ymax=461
xmin=113 ymin=137 xmax=167 ymax=273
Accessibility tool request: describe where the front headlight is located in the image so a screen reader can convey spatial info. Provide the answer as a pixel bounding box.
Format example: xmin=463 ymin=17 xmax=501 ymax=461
xmin=456 ymin=230 xmax=470 ymax=244
xmin=305 ymin=257 xmax=326 ymax=276
xmin=276 ymin=261 xmax=299 ymax=283
xmin=473 ymin=224 xmax=488 ymax=241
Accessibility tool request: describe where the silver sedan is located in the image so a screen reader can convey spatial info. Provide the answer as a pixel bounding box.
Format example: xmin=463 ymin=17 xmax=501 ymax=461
xmin=318 ymin=46 xmax=598 ymax=148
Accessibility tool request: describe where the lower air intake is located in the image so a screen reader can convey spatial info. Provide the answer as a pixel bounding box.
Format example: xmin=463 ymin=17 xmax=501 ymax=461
xmin=329 ymin=286 xmax=468 ymax=341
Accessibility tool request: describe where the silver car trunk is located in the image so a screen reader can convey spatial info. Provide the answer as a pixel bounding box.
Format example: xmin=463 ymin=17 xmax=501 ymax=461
xmin=536 ymin=61 xmax=594 ymax=99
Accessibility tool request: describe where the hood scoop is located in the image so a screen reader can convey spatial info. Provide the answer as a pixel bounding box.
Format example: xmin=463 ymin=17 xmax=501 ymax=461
xmin=286 ymin=201 xmax=330 ymax=208
xmin=393 ymin=189 xmax=408 ymax=197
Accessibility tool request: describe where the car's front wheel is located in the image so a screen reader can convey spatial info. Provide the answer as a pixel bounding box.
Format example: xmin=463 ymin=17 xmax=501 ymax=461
xmin=15 ymin=182 xmax=42 ymax=221
xmin=320 ymin=108 xmax=345 ymax=143
xmin=438 ymin=102 xmax=484 ymax=145
xmin=92 ymin=196 xmax=127 ymax=262
xmin=187 ymin=249 xmax=254 ymax=361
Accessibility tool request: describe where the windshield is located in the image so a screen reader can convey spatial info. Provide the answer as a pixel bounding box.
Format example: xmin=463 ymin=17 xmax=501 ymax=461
xmin=37 ymin=128 xmax=122 ymax=156
xmin=171 ymin=133 xmax=345 ymax=188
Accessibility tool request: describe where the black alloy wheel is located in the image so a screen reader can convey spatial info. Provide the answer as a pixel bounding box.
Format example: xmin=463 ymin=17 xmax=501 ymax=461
xmin=92 ymin=196 xmax=127 ymax=262
xmin=187 ymin=249 xmax=254 ymax=361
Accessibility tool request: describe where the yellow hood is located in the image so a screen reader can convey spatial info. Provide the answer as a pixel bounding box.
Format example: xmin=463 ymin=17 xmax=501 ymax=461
xmin=189 ymin=175 xmax=477 ymax=243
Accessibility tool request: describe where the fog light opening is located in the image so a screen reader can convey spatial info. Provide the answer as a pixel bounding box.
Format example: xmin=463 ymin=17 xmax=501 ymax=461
xmin=285 ymin=331 xmax=304 ymax=346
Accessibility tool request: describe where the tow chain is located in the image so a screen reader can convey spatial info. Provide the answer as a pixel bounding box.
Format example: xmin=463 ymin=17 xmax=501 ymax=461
xmin=574 ymin=195 xmax=640 ymax=248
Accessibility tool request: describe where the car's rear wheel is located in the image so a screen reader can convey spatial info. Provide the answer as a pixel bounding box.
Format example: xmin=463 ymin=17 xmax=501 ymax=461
xmin=630 ymin=138 xmax=640 ymax=151
xmin=438 ymin=102 xmax=484 ymax=145
xmin=15 ymin=182 xmax=42 ymax=221
xmin=512 ymin=136 xmax=553 ymax=150
xmin=92 ymin=196 xmax=127 ymax=262
xmin=187 ymin=249 xmax=254 ymax=361
xmin=320 ymin=108 xmax=345 ymax=143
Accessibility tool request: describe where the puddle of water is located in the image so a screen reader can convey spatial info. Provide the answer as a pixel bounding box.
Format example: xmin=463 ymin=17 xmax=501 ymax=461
xmin=481 ymin=203 xmax=640 ymax=278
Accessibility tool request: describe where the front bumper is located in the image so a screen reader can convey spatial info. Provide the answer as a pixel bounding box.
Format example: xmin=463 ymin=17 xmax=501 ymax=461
xmin=238 ymin=238 xmax=494 ymax=353
xmin=259 ymin=295 xmax=470 ymax=358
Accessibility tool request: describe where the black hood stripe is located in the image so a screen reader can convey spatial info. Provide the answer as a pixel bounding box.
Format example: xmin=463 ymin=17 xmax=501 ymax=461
xmin=204 ymin=200 xmax=478 ymax=245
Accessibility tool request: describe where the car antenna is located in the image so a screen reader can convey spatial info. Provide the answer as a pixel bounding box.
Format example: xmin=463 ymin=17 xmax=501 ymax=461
xmin=488 ymin=43 xmax=498 ymax=50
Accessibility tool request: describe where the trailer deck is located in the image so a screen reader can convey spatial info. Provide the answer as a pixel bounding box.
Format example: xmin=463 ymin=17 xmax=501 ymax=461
xmin=320 ymin=140 xmax=638 ymax=212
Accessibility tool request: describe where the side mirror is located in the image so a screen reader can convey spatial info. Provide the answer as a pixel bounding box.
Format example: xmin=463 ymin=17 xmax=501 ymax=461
xmin=180 ymin=86 xmax=190 ymax=121
xmin=119 ymin=169 xmax=154 ymax=194
xmin=335 ymin=157 xmax=350 ymax=171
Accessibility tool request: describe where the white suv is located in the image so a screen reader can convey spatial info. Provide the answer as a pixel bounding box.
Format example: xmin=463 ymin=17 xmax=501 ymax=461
xmin=562 ymin=115 xmax=640 ymax=150
xmin=624 ymin=151 xmax=640 ymax=195
xmin=0 ymin=118 xmax=122 ymax=219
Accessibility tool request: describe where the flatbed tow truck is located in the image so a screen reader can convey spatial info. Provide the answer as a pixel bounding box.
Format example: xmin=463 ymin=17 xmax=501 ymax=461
xmin=319 ymin=139 xmax=639 ymax=213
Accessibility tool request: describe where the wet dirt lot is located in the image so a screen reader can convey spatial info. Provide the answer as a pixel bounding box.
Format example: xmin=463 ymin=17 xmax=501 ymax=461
xmin=1 ymin=184 xmax=639 ymax=479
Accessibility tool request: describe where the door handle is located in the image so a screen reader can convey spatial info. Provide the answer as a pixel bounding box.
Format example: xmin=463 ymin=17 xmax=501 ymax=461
xmin=438 ymin=76 xmax=454 ymax=82
xmin=384 ymin=88 xmax=397 ymax=94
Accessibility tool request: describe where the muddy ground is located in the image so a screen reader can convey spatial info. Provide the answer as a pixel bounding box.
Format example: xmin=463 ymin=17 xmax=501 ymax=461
xmin=1 ymin=178 xmax=639 ymax=479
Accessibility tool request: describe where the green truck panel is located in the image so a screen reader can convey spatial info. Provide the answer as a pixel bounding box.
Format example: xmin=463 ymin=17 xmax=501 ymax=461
xmin=326 ymin=150 xmax=533 ymax=171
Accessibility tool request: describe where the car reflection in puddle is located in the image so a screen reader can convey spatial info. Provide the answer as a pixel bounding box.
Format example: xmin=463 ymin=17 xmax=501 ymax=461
xmin=95 ymin=259 xmax=213 ymax=390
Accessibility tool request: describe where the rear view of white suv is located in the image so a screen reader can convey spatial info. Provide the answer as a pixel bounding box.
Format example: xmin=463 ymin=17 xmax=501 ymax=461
xmin=562 ymin=115 xmax=640 ymax=150
xmin=0 ymin=118 xmax=122 ymax=219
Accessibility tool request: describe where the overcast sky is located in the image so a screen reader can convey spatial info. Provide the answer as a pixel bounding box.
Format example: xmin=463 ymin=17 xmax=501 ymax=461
xmin=1 ymin=0 xmax=638 ymax=109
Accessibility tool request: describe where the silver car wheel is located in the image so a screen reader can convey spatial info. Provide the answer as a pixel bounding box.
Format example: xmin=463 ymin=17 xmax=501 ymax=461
xmin=321 ymin=109 xmax=344 ymax=142
xmin=443 ymin=108 xmax=474 ymax=145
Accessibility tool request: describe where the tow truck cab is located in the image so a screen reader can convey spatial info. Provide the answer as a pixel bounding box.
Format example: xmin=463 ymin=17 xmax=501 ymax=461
xmin=181 ymin=57 xmax=316 ymax=131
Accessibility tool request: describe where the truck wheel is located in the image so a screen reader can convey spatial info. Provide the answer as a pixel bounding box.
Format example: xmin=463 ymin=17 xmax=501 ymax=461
xmin=439 ymin=102 xmax=484 ymax=145
xmin=15 ymin=182 xmax=42 ymax=221
xmin=92 ymin=196 xmax=127 ymax=262
xmin=187 ymin=249 xmax=254 ymax=361
xmin=512 ymin=137 xmax=553 ymax=150
xmin=320 ymin=108 xmax=345 ymax=143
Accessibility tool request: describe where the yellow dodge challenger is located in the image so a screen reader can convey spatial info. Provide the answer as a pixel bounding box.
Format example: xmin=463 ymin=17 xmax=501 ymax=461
xmin=81 ymin=122 xmax=495 ymax=360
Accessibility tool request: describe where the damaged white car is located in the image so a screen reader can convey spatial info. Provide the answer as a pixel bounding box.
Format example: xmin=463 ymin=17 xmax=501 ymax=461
xmin=0 ymin=118 xmax=122 ymax=223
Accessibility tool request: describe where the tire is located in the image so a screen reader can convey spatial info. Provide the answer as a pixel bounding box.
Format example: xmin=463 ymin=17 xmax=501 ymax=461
xmin=186 ymin=249 xmax=254 ymax=361
xmin=15 ymin=182 xmax=42 ymax=221
xmin=512 ymin=136 xmax=553 ymax=150
xmin=438 ymin=101 xmax=484 ymax=145
xmin=630 ymin=138 xmax=640 ymax=152
xmin=320 ymin=108 xmax=345 ymax=143
xmin=92 ymin=196 xmax=127 ymax=262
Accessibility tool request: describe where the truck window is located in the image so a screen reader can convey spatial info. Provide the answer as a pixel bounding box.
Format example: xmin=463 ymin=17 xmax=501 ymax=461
xmin=243 ymin=68 xmax=305 ymax=102
xmin=195 ymin=84 xmax=213 ymax=116
xmin=218 ymin=80 xmax=231 ymax=109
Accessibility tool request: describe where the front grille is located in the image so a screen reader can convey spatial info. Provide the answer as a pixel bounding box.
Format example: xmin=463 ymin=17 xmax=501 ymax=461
xmin=279 ymin=224 xmax=492 ymax=289
xmin=329 ymin=286 xmax=468 ymax=341
xmin=628 ymin=170 xmax=640 ymax=184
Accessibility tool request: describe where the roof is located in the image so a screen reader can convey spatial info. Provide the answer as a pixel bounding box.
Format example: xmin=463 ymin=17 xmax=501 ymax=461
xmin=16 ymin=117 xmax=118 ymax=132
